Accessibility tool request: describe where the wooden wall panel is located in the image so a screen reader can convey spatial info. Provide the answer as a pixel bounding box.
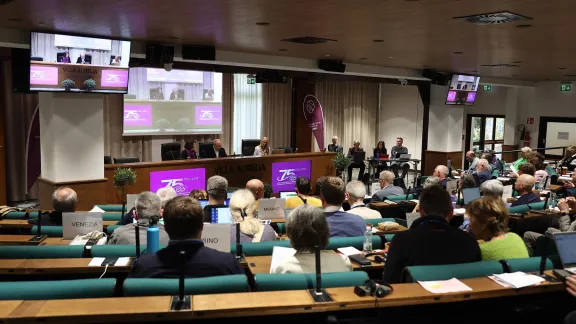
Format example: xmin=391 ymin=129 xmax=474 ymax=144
xmin=38 ymin=177 xmax=107 ymax=211
xmin=502 ymin=145 xmax=519 ymax=164
xmin=293 ymin=79 xmax=314 ymax=153
xmin=424 ymin=151 xmax=463 ymax=176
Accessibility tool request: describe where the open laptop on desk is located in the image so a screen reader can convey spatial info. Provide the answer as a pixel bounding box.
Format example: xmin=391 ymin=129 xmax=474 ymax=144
xmin=462 ymin=187 xmax=481 ymax=206
xmin=398 ymin=154 xmax=411 ymax=161
xmin=554 ymin=232 xmax=576 ymax=274
xmin=210 ymin=206 xmax=233 ymax=224
xmin=279 ymin=191 xmax=297 ymax=199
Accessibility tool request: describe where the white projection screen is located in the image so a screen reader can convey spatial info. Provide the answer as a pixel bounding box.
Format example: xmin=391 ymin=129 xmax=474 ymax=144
xmin=545 ymin=121 xmax=576 ymax=156
xmin=123 ymin=67 xmax=223 ymax=136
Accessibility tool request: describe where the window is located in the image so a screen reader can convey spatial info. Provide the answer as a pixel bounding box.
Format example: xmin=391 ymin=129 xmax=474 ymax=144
xmin=233 ymin=74 xmax=262 ymax=154
xmin=468 ymin=115 xmax=505 ymax=160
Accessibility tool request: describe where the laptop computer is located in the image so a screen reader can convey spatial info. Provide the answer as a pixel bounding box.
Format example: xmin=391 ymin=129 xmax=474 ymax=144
xmin=554 ymin=232 xmax=576 ymax=274
xmin=398 ymin=154 xmax=411 ymax=160
xmin=210 ymin=206 xmax=233 ymax=224
xmin=353 ymin=151 xmax=366 ymax=164
xmin=462 ymin=187 xmax=481 ymax=205
xmin=279 ymin=191 xmax=297 ymax=199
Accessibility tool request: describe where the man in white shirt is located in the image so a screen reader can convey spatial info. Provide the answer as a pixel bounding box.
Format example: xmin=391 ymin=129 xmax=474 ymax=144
xmin=345 ymin=180 xmax=381 ymax=219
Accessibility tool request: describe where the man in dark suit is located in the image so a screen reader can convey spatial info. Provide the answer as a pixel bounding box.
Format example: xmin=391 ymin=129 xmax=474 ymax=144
xmin=37 ymin=187 xmax=77 ymax=226
xmin=76 ymin=54 xmax=90 ymax=64
xmin=370 ymin=171 xmax=404 ymax=203
xmin=129 ymin=196 xmax=243 ymax=278
xmin=202 ymin=139 xmax=228 ymax=158
xmin=347 ymin=140 xmax=365 ymax=181
xmin=473 ymin=158 xmax=492 ymax=186
xmin=169 ymin=88 xmax=180 ymax=100
xmin=382 ymin=186 xmax=481 ymax=283
xmin=327 ymin=136 xmax=343 ymax=153
xmin=511 ymin=174 xmax=541 ymax=207
xmin=321 ymin=176 xmax=366 ymax=238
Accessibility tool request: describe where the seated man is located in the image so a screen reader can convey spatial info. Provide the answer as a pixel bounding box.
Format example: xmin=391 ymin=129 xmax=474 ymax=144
xmin=39 ymin=187 xmax=78 ymax=226
xmin=511 ymin=174 xmax=541 ymax=207
xmin=346 ymin=181 xmax=381 ymax=219
xmin=203 ymin=176 xmax=228 ymax=222
xmin=370 ymin=171 xmax=404 ymax=203
xmin=202 ymin=139 xmax=228 ymax=158
xmin=473 ymin=158 xmax=492 ymax=186
xmin=382 ymin=186 xmax=481 ymax=283
xmin=129 ymin=196 xmax=244 ymax=278
xmin=433 ymin=165 xmax=449 ymax=188
xmin=347 ymin=140 xmax=365 ymax=182
xmin=246 ymin=179 xmax=265 ymax=200
xmin=120 ymin=186 xmax=177 ymax=225
xmin=327 ymin=136 xmax=343 ymax=153
xmin=108 ymin=192 xmax=170 ymax=245
xmin=390 ymin=137 xmax=410 ymax=179
xmin=524 ymin=197 xmax=576 ymax=255
xmin=463 ymin=151 xmax=479 ymax=175
xmin=285 ymin=176 xmax=322 ymax=209
xmin=321 ymin=176 xmax=366 ymax=237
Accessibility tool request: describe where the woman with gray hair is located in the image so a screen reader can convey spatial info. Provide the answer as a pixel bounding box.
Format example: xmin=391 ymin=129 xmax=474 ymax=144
xmin=271 ymin=204 xmax=352 ymax=274
xmin=229 ymin=189 xmax=277 ymax=243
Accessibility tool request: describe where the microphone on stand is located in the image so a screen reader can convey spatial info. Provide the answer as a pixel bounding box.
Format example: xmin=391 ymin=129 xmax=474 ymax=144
xmin=235 ymin=223 xmax=244 ymax=262
xmin=170 ymin=250 xmax=192 ymax=310
xmin=135 ymin=222 xmax=141 ymax=259
xmin=29 ymin=210 xmax=47 ymax=242
xmin=307 ymin=246 xmax=333 ymax=302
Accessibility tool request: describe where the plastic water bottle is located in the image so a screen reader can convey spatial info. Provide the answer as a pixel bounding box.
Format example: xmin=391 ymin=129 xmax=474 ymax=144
xmin=147 ymin=216 xmax=160 ymax=254
xmin=363 ymin=225 xmax=373 ymax=253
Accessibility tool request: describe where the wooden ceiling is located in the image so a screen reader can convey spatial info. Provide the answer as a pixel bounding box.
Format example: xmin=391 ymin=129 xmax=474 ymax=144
xmin=0 ymin=0 xmax=575 ymax=81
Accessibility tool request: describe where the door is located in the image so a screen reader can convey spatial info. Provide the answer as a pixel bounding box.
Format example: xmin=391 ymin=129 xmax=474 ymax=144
xmin=537 ymin=117 xmax=576 ymax=158
xmin=464 ymin=115 xmax=505 ymax=169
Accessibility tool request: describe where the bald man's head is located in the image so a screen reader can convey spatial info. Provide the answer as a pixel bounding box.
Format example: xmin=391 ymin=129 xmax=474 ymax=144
xmin=515 ymin=174 xmax=535 ymax=194
xmin=246 ymin=179 xmax=265 ymax=200
xmin=52 ymin=187 xmax=78 ymax=212
xmin=465 ymin=151 xmax=475 ymax=162
xmin=214 ymin=139 xmax=222 ymax=150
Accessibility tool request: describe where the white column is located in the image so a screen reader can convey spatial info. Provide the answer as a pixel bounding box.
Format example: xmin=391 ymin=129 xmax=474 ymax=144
xmin=504 ymin=88 xmax=519 ymax=146
xmin=39 ymin=92 xmax=104 ymax=182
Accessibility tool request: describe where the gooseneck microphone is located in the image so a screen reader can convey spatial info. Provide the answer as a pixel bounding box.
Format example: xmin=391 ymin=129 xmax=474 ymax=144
xmin=307 ymin=245 xmax=333 ymax=302
xmin=170 ymin=250 xmax=192 ymax=310
xmin=135 ymin=222 xmax=141 ymax=258
xmin=236 ymin=223 xmax=243 ymax=261
xmin=29 ymin=210 xmax=47 ymax=242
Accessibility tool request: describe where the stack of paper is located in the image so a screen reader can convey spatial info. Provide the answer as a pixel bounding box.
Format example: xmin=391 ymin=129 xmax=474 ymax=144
xmin=491 ymin=272 xmax=544 ymax=288
xmin=89 ymin=206 xmax=105 ymax=213
xmin=418 ymin=278 xmax=473 ymax=294
xmin=337 ymin=246 xmax=362 ymax=256
xmin=453 ymin=208 xmax=466 ymax=215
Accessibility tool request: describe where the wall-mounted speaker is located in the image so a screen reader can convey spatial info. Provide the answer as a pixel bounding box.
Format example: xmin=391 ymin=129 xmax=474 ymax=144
xmin=318 ymin=59 xmax=346 ymax=73
xmin=182 ymin=45 xmax=216 ymax=61
xmin=422 ymin=69 xmax=449 ymax=86
xmin=145 ymin=44 xmax=175 ymax=65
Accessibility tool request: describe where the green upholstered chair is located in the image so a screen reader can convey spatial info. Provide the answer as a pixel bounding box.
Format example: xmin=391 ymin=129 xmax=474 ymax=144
xmin=501 ymin=257 xmax=553 ymax=273
xmin=534 ymin=236 xmax=562 ymax=269
xmin=91 ymin=244 xmax=167 ymax=258
xmin=0 ymin=245 xmax=84 ymax=259
xmin=387 ymin=194 xmax=415 ymax=201
xmin=235 ymin=240 xmax=292 ymax=256
xmin=403 ymin=260 xmax=504 ymax=283
xmin=124 ymin=275 xmax=249 ymax=296
xmin=567 ymin=188 xmax=576 ymax=197
xmin=4 ymin=211 xmax=28 ymax=219
xmin=255 ymin=272 xmax=369 ymax=292
xmin=327 ymin=235 xmax=383 ymax=250
xmin=491 ymin=166 xmax=500 ymax=179
xmin=364 ymin=218 xmax=396 ymax=227
xmin=0 ymin=279 xmax=116 ymax=300
xmin=103 ymin=213 xmax=122 ymax=222
xmin=277 ymin=223 xmax=286 ymax=235
xmin=527 ymin=202 xmax=545 ymax=211
xmin=95 ymin=205 xmax=124 ymax=212
xmin=545 ymin=165 xmax=558 ymax=185
xmin=508 ymin=205 xmax=530 ymax=214
xmin=106 ymin=225 xmax=122 ymax=236
xmin=31 ymin=225 xmax=63 ymax=237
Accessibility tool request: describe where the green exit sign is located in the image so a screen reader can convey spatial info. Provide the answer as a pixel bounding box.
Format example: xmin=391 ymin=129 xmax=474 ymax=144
xmin=561 ymin=83 xmax=572 ymax=92
xmin=483 ymin=84 xmax=492 ymax=91
xmin=247 ymin=77 xmax=256 ymax=84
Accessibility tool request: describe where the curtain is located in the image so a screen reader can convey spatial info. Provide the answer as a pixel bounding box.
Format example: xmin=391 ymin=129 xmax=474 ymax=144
xmin=233 ymin=74 xmax=262 ymax=154
xmin=314 ymin=81 xmax=379 ymax=152
xmin=262 ymin=82 xmax=292 ymax=149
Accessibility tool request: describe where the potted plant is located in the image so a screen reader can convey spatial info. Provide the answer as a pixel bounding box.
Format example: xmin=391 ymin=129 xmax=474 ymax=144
xmin=113 ymin=167 xmax=137 ymax=216
xmin=156 ymin=118 xmax=170 ymax=132
xmin=83 ymin=79 xmax=96 ymax=91
xmin=263 ymin=183 xmax=273 ymax=199
xmin=333 ymin=151 xmax=351 ymax=179
xmin=178 ymin=117 xmax=191 ymax=130
xmin=61 ymin=79 xmax=75 ymax=91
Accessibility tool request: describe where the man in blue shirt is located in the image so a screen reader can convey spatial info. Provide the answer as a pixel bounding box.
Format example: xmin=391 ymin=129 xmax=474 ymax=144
xmin=129 ymin=196 xmax=243 ymax=278
xmin=320 ymin=176 xmax=366 ymax=237
xmin=511 ymin=174 xmax=541 ymax=207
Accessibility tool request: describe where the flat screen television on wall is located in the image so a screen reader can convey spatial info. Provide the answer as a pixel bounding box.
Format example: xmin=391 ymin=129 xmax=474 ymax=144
xmin=445 ymin=74 xmax=481 ymax=106
xmin=29 ymin=32 xmax=131 ymax=93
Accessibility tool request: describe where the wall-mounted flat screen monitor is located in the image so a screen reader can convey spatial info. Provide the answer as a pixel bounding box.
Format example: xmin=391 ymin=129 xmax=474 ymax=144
xmin=445 ymin=74 xmax=480 ymax=106
xmin=29 ymin=32 xmax=131 ymax=93
xmin=123 ymin=67 xmax=223 ymax=136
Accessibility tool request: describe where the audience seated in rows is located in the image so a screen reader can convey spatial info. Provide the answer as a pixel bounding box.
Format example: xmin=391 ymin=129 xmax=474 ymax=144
xmin=463 ymin=151 xmax=479 ymax=174
xmin=383 ymin=186 xmax=481 ymax=284
xmin=412 ymin=176 xmax=444 ymax=213
xmin=108 ymin=191 xmax=170 ymax=245
xmin=467 ymin=197 xmax=528 ymax=260
xmin=271 ymin=204 xmax=352 ymax=274
xmin=39 ymin=187 xmax=78 ymax=226
xmin=285 ymin=176 xmax=322 ymax=209
xmin=229 ymin=189 xmax=277 ymax=242
xmin=523 ymin=197 xmax=576 ymax=255
xmin=129 ymin=196 xmax=243 ymax=278
xmin=459 ymin=174 xmax=476 ymax=190
xmin=459 ymin=179 xmax=505 ymax=232
xmin=120 ymin=186 xmax=177 ymax=225
xmin=513 ymin=147 xmax=533 ymax=170
xmin=511 ymin=174 xmax=541 ymax=207
xmin=510 ymin=161 xmax=536 ymax=178
xmin=346 ymin=181 xmax=381 ymax=219
xmin=433 ymin=165 xmax=449 ymax=188
xmin=370 ymin=171 xmax=404 ymax=203
xmin=473 ymin=158 xmax=492 ymax=186
xmin=203 ymin=176 xmax=228 ymax=222
xmin=321 ymin=176 xmax=366 ymax=238
xmin=530 ymin=153 xmax=550 ymax=189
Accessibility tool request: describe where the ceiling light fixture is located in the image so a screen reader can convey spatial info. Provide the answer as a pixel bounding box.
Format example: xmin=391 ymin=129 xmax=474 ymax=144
xmin=256 ymin=22 xmax=270 ymax=26
xmin=389 ymin=56 xmax=394 ymax=59
xmin=325 ymin=54 xmax=331 ymax=57
xmin=373 ymin=39 xmax=384 ymax=43
xmin=516 ymin=24 xmax=532 ymax=28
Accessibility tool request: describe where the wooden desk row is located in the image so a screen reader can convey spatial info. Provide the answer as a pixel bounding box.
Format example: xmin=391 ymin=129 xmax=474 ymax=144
xmin=0 ymin=272 xmax=566 ymax=322
xmin=0 ymin=220 xmax=118 ymax=230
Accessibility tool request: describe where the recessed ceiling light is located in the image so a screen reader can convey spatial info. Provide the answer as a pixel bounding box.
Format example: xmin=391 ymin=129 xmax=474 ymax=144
xmin=516 ymin=24 xmax=532 ymax=28
xmin=359 ymin=57 xmax=367 ymax=60
xmin=7 ymin=18 xmax=22 ymax=22
xmin=373 ymin=39 xmax=384 ymax=43
xmin=453 ymin=51 xmax=463 ymax=54
xmin=278 ymin=48 xmax=287 ymax=52
xmin=325 ymin=54 xmax=331 ymax=57
xmin=559 ymin=67 xmax=567 ymax=70
xmin=389 ymin=56 xmax=394 ymax=59
xmin=256 ymin=22 xmax=270 ymax=26
xmin=38 ymin=21 xmax=45 ymax=26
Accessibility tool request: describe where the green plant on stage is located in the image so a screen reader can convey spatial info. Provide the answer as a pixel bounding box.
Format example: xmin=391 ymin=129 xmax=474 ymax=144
xmin=113 ymin=167 xmax=137 ymax=189
xmin=263 ymin=183 xmax=273 ymax=198
xmin=156 ymin=118 xmax=170 ymax=131
xmin=178 ymin=117 xmax=191 ymax=130
xmin=61 ymin=79 xmax=75 ymax=90
xmin=83 ymin=79 xmax=96 ymax=89
xmin=333 ymin=151 xmax=351 ymax=171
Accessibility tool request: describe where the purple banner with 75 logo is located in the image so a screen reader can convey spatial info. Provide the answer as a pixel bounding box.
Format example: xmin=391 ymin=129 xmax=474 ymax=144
xmin=271 ymin=160 xmax=311 ymax=193
xmin=149 ymin=168 xmax=206 ymax=196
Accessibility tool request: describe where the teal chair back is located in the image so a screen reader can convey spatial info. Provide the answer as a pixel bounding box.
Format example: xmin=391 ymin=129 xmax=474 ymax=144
xmin=491 ymin=167 xmax=500 ymax=179
xmin=527 ymin=202 xmax=545 ymax=210
xmin=91 ymin=244 xmax=167 ymax=258
xmin=95 ymin=205 xmax=124 ymax=212
xmin=501 ymin=257 xmax=553 ymax=273
xmin=567 ymin=188 xmax=576 ymax=197
xmin=124 ymin=275 xmax=249 ymax=296
xmin=363 ymin=218 xmax=396 ymax=227
xmin=508 ymin=205 xmax=530 ymax=214
xmin=387 ymin=194 xmax=415 ymax=201
xmin=231 ymin=240 xmax=292 ymax=256
xmin=103 ymin=213 xmax=122 ymax=222
xmin=0 ymin=245 xmax=84 ymax=259
xmin=403 ymin=260 xmax=504 ymax=283
xmin=4 ymin=211 xmax=28 ymax=219
xmin=545 ymin=165 xmax=559 ymax=184
xmin=255 ymin=272 xmax=368 ymax=291
xmin=31 ymin=225 xmax=63 ymax=237
xmin=277 ymin=223 xmax=286 ymax=235
xmin=327 ymin=235 xmax=383 ymax=250
xmin=106 ymin=225 xmax=122 ymax=236
xmin=0 ymin=279 xmax=116 ymax=300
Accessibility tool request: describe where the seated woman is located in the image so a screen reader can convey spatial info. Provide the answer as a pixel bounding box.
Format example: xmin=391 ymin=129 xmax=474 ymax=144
xmin=512 ymin=147 xmax=533 ymax=170
xmin=271 ymin=204 xmax=352 ymax=274
xmin=459 ymin=174 xmax=477 ymax=190
xmin=373 ymin=141 xmax=388 ymax=176
xmin=229 ymin=189 xmax=277 ymax=242
xmin=189 ymin=189 xmax=207 ymax=200
xmin=253 ymin=137 xmax=271 ymax=157
xmin=180 ymin=141 xmax=197 ymax=160
xmin=467 ymin=197 xmax=528 ymax=260
xmin=530 ymin=153 xmax=549 ymax=189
